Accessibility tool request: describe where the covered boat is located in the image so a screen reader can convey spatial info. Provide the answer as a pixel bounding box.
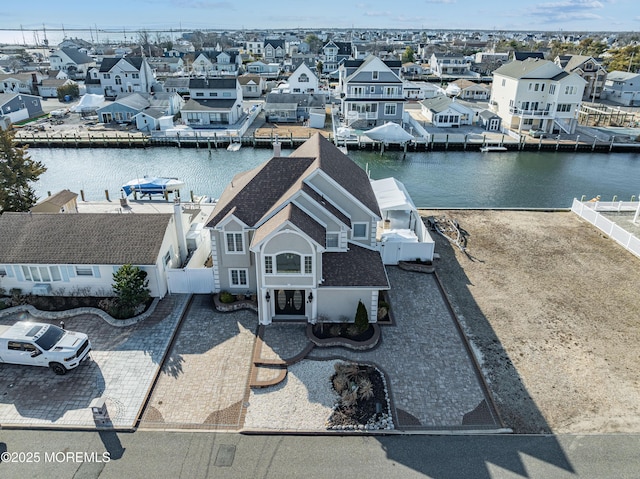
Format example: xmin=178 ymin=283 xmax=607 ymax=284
xmin=364 ymin=122 xmax=414 ymax=143
xmin=121 ymin=176 xmax=185 ymax=196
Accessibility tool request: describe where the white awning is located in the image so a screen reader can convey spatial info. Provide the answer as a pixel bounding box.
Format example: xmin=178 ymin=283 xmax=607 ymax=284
xmin=371 ymin=177 xmax=416 ymax=211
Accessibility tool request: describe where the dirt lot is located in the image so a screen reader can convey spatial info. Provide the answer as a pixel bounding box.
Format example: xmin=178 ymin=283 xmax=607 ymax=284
xmin=419 ymin=209 xmax=640 ymax=434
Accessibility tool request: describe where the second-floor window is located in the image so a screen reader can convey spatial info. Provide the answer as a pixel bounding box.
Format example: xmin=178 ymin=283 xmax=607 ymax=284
xmin=226 ymin=232 xmax=244 ymax=253
xmin=557 ymin=104 xmax=572 ymax=112
xmin=115 ymin=76 xmax=122 ymax=85
xmin=372 ymin=71 xmax=379 ymax=80
xmin=384 ymin=103 xmax=397 ymax=116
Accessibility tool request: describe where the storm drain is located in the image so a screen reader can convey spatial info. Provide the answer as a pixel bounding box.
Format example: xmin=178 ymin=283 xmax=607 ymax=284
xmin=214 ymin=444 xmax=236 ymax=467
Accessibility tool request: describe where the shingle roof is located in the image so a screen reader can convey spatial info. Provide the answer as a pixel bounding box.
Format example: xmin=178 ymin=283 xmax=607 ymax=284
xmin=251 ymin=203 xmax=325 ymax=248
xmin=188 ymin=77 xmax=237 ymax=89
xmin=493 ymin=58 xmax=561 ymax=79
xmin=182 ymin=98 xmax=238 ymax=111
xmin=99 ymin=57 xmax=145 ymax=73
xmin=60 ymin=47 xmax=94 ymax=65
xmin=0 ymin=213 xmax=172 ymax=265
xmin=321 ymin=243 xmax=389 ymax=288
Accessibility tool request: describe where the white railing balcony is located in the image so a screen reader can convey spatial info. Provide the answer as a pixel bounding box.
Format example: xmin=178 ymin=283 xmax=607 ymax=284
xmin=347 ymin=111 xmax=379 ymax=120
xmin=509 ymin=107 xmax=551 ymax=117
xmin=346 ymin=92 xmax=403 ymax=99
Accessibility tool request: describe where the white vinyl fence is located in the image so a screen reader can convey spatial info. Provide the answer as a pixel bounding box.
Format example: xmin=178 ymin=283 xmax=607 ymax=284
xmin=571 ymin=199 xmax=640 ymax=258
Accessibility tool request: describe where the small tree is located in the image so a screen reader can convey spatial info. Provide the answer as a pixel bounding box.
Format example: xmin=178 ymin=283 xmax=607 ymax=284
xmin=402 ymin=46 xmax=415 ymax=64
xmin=354 ymin=300 xmax=369 ymax=333
xmin=316 ymin=60 xmax=324 ymax=77
xmin=57 ymin=83 xmax=80 ymax=101
xmin=0 ymin=128 xmax=47 ymax=214
xmin=111 ymin=264 xmax=150 ymax=318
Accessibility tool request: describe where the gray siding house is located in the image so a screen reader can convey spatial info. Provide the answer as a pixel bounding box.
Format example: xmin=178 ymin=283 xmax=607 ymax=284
xmin=339 ymin=55 xmax=405 ymax=129
xmin=0 ymin=93 xmax=44 ymax=126
xmin=206 ymin=133 xmax=389 ymax=325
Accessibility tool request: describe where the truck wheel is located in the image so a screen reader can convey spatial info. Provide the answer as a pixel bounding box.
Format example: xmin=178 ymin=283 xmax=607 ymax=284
xmin=49 ymin=362 xmax=67 ymax=375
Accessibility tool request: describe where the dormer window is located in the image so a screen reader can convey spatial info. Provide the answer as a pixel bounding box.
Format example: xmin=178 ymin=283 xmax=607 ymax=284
xmin=372 ymin=71 xmax=379 ymax=80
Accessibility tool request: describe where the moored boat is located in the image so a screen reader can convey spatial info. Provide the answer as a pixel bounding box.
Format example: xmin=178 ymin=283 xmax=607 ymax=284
xmin=480 ymin=145 xmax=508 ymax=152
xmin=121 ymin=176 xmax=185 ymax=196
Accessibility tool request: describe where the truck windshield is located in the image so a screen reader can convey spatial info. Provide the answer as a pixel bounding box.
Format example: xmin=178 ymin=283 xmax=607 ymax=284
xmin=34 ymin=326 xmax=65 ymax=351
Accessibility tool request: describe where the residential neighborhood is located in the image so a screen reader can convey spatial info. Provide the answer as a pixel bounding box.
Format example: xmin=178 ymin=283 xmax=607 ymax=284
xmin=1 ymin=21 xmax=640 ymax=478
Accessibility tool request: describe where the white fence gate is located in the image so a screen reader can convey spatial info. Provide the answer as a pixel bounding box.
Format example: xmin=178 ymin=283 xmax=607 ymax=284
xmin=166 ymin=268 xmax=215 ymax=294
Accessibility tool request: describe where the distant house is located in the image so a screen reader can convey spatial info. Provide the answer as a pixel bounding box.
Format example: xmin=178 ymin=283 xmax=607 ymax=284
xmin=264 ymin=92 xmax=326 ymax=123
xmin=48 ymin=48 xmax=96 ymax=80
xmin=0 ymin=93 xmax=44 ymax=127
xmin=246 ymin=61 xmax=280 ymax=78
xmin=205 ymin=133 xmax=389 ymax=326
xmin=238 ymin=74 xmax=266 ymax=98
xmin=98 ymin=57 xmax=156 ymax=99
xmin=38 ymin=78 xmax=77 ymax=98
xmin=191 ymin=50 xmax=242 ymax=76
xmin=403 ymin=81 xmax=441 ymax=101
xmin=601 ymin=71 xmax=640 ymax=106
xmin=244 ymin=39 xmax=264 ymax=57
xmin=449 ymin=79 xmax=491 ymax=100
xmin=181 ymin=77 xmax=243 ymax=127
xmin=263 ymin=39 xmax=286 ymax=63
xmin=0 ymin=211 xmax=187 ymax=299
xmin=321 ymin=41 xmax=352 ymax=74
xmin=401 ymin=62 xmax=424 ymax=76
xmin=555 ymin=55 xmax=607 ymax=101
xmin=31 ymin=190 xmax=78 ymax=214
xmin=148 ymin=56 xmax=185 ymax=74
xmin=339 ymin=55 xmax=405 ymax=129
xmin=429 ymin=53 xmax=476 ymax=79
xmin=513 ymin=51 xmax=545 ymax=61
xmin=420 ymin=95 xmax=474 ymax=127
xmin=489 ymin=58 xmax=586 ymax=134
xmin=284 ymin=63 xmax=319 ymax=94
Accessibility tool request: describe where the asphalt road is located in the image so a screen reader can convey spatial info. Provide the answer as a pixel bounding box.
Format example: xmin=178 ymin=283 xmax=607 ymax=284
xmin=1 ymin=430 xmax=639 ymax=478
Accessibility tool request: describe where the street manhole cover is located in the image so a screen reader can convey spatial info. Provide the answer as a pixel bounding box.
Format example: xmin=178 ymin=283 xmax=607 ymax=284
xmin=215 ymin=444 xmax=236 ymax=467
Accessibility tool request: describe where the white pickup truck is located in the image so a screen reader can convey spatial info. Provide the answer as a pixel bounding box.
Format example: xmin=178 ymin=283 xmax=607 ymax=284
xmin=0 ymin=322 xmax=91 ymax=375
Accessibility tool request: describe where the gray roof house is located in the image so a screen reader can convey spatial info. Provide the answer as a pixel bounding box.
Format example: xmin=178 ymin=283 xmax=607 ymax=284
xmin=601 ymin=71 xmax=640 ymax=106
xmin=0 ymin=213 xmax=178 ymax=298
xmin=205 ymin=133 xmax=389 ymax=326
xmin=181 ymin=77 xmax=243 ymax=127
xmin=48 ymin=48 xmax=96 ymax=79
xmin=0 ymin=92 xmax=44 ymax=128
xmin=96 ymin=92 xmax=151 ymax=123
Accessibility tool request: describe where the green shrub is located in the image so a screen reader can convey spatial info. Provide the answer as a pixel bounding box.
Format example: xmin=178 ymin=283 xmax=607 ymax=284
xmin=354 ymin=300 xmax=369 ymax=333
xmin=219 ymin=291 xmax=235 ymax=303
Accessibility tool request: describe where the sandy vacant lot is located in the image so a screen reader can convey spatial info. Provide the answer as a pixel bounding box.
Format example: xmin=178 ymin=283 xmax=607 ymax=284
xmin=419 ymin=209 xmax=640 ymax=434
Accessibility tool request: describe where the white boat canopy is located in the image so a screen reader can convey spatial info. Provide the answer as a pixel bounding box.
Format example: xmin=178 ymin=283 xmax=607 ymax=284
xmin=364 ymin=122 xmax=414 ymax=143
xmin=370 ymin=177 xmax=416 ymax=211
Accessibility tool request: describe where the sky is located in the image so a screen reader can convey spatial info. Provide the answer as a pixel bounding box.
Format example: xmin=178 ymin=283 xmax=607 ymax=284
xmin=1 ymin=0 xmax=638 ymax=45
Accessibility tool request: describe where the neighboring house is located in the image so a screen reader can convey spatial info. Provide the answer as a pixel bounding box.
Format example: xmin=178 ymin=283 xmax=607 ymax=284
xmin=191 ymin=51 xmax=242 ymax=76
xmin=98 ymin=56 xmax=156 ymax=99
xmin=513 ymin=51 xmax=545 ymax=61
xmin=30 ymin=190 xmax=78 ymax=214
xmin=244 ymin=39 xmax=264 ymax=57
xmin=290 ymin=53 xmax=317 ymax=71
xmin=321 ymin=41 xmax=352 ymax=74
xmin=420 ymin=95 xmax=474 ymax=127
xmin=181 ymin=77 xmax=243 ymax=127
xmin=284 ymin=63 xmax=319 ymax=94
xmin=205 ymin=133 xmax=389 ymax=326
xmin=162 ymin=77 xmax=190 ymax=96
xmin=133 ymin=92 xmax=183 ymax=131
xmin=0 ymin=73 xmax=42 ymax=95
xmin=601 ymin=71 xmax=640 ymax=106
xmin=47 ymin=48 xmax=96 ymax=80
xmin=148 ymin=56 xmax=184 ymax=74
xmin=246 ymin=61 xmax=280 ymax=78
xmin=430 ymin=53 xmax=476 ymax=79
xmin=38 ymin=78 xmax=76 ymax=98
xmin=403 ymin=81 xmax=441 ymax=101
xmin=264 ymin=92 xmax=326 ymax=123
xmin=263 ymin=39 xmax=286 ymax=63
xmin=96 ymin=92 xmax=150 ymax=124
xmin=555 ymin=55 xmax=607 ymax=101
xmin=401 ymin=62 xmax=424 ymax=76
xmin=339 ymin=55 xmax=405 ymax=129
xmin=0 ymin=93 xmax=44 ymax=126
xmin=238 ymin=74 xmax=266 ymax=98
xmin=83 ymin=67 xmax=102 ymax=95
xmin=449 ymin=79 xmax=491 ymax=100
xmin=489 ymin=58 xmax=586 ymax=134
xmin=0 ymin=213 xmax=181 ymax=298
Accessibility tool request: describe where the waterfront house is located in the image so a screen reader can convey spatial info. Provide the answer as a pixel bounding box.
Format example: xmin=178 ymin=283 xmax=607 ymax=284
xmin=449 ymin=79 xmax=491 ymax=100
xmin=420 ymin=95 xmax=474 ymax=127
xmin=264 ymin=92 xmax=326 ymax=123
xmin=489 ymin=58 xmax=586 ymax=135
xmin=601 ymin=71 xmax=640 ymax=107
xmin=96 ymin=92 xmax=150 ymax=124
xmin=554 ymin=55 xmax=607 ymax=101
xmin=48 ymin=48 xmax=96 ymax=80
xmin=133 ymin=92 xmax=183 ymax=131
xmin=238 ymin=74 xmax=267 ymax=98
xmin=181 ymin=77 xmax=243 ymax=127
xmin=403 ymin=81 xmax=441 ymax=101
xmin=98 ymin=56 xmax=156 ymax=100
xmin=0 ymin=93 xmax=44 ymax=127
xmin=0 ymin=213 xmax=177 ymax=298
xmin=338 ymin=55 xmax=405 ymax=129
xmin=283 ymin=63 xmax=319 ymax=94
xmin=162 ymin=77 xmax=190 ymax=96
xmin=206 ymin=133 xmax=389 ymax=325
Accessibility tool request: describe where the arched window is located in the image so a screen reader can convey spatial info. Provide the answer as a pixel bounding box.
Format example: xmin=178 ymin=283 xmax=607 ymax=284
xmin=115 ymin=75 xmax=122 ymax=85
xmin=299 ymin=73 xmax=309 ymax=83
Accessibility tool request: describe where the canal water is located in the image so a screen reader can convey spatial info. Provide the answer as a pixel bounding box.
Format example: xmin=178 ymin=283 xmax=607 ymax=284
xmin=30 ymin=147 xmax=640 ymax=208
